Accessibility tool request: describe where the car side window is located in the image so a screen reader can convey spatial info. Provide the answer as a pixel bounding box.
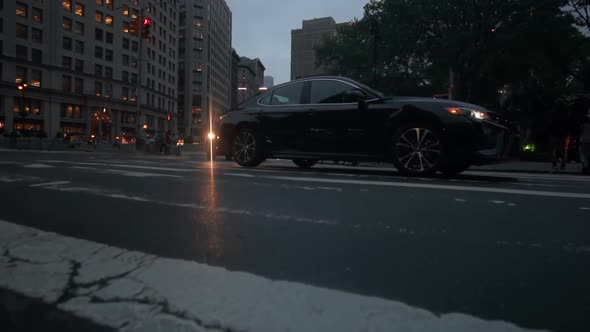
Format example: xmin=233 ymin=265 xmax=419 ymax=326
xmin=270 ymin=83 xmax=304 ymax=105
xmin=258 ymin=92 xmax=272 ymax=105
xmin=310 ymin=80 xmax=365 ymax=104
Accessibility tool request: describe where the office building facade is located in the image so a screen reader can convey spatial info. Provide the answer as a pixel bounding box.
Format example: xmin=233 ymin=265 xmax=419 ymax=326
xmin=177 ymin=0 xmax=232 ymax=140
xmin=0 ymin=0 xmax=179 ymax=142
xmin=291 ymin=17 xmax=346 ymax=80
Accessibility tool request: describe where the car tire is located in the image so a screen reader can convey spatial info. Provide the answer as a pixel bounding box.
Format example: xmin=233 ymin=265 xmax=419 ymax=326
xmin=232 ymin=128 xmax=265 ymax=167
xmin=292 ymin=159 xmax=318 ymax=168
xmin=392 ymin=123 xmax=445 ymax=176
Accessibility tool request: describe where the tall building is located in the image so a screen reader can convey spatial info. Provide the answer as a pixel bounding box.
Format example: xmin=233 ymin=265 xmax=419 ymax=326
xmin=263 ymin=75 xmax=274 ymax=88
xmin=0 ymin=0 xmax=179 ymax=142
xmin=237 ymin=56 xmax=265 ymax=104
xmin=230 ymin=48 xmax=240 ymax=109
xmin=177 ymin=0 xmax=232 ymax=140
xmin=291 ymin=17 xmax=346 ymax=80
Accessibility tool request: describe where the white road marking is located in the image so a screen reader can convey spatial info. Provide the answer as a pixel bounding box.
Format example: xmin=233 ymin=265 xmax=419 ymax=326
xmin=265 ymin=175 xmax=590 ymax=199
xmin=23 ymin=163 xmax=55 ymax=168
xmin=224 ymin=173 xmax=255 ymax=178
xmin=454 ymin=198 xmax=467 ymax=202
xmin=465 ymin=171 xmax=590 ymax=182
xmin=40 ymin=160 xmax=196 ymax=173
xmin=29 ymin=181 xmax=71 ymax=187
xmin=490 ymin=200 xmax=505 ymax=204
xmin=0 ymin=220 xmax=543 ymax=332
xmin=580 ymin=207 xmax=590 ymax=210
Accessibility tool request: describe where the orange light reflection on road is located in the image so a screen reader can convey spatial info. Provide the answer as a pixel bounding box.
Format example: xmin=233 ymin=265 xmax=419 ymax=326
xmin=201 ymin=96 xmax=223 ymax=260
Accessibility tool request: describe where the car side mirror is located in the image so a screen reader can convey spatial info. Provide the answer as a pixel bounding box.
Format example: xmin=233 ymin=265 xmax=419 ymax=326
xmin=344 ymin=89 xmax=367 ymax=107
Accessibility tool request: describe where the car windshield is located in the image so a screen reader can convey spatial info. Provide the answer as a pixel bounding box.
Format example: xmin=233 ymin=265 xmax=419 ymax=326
xmin=2 ymin=1 xmax=590 ymax=332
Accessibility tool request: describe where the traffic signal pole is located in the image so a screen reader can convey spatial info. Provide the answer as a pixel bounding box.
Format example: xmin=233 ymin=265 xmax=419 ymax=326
xmin=135 ymin=7 xmax=145 ymax=149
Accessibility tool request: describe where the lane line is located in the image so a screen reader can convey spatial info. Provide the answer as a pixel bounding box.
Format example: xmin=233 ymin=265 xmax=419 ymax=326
xmin=0 ymin=219 xmax=543 ymax=332
xmin=265 ymin=175 xmax=590 ymax=199
xmin=29 ymin=181 xmax=71 ymax=187
xmin=39 ymin=161 xmax=198 ymax=172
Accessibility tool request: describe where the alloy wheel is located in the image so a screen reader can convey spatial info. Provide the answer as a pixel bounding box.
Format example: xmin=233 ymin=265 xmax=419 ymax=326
xmin=395 ymin=127 xmax=441 ymax=172
xmin=233 ymin=130 xmax=257 ymax=164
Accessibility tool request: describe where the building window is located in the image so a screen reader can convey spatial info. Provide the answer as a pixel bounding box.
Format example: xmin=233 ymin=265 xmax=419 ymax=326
xmin=123 ymin=21 xmax=130 ymax=33
xmin=95 ymin=28 xmax=103 ymax=41
xmin=74 ymin=22 xmax=84 ymax=35
xmin=30 ymin=70 xmax=42 ymax=87
xmin=32 ymin=28 xmax=43 ymax=43
xmin=122 ymin=87 xmax=129 ymax=100
xmin=75 ymin=59 xmax=83 ymax=72
xmin=62 ymin=104 xmax=82 ymax=118
xmin=74 ymin=78 xmax=84 ymax=95
xmin=62 ymin=56 xmax=72 ymax=69
xmin=32 ymin=7 xmax=43 ymax=22
xmin=105 ymin=49 xmax=113 ymax=61
xmin=94 ymin=64 xmax=102 ymax=76
xmin=131 ymin=73 xmax=137 ymax=83
xmin=131 ymin=41 xmax=138 ymax=52
xmin=122 ymin=38 xmax=129 ymax=49
xmin=63 ymin=37 xmax=72 ymax=50
xmin=95 ymin=46 xmax=103 ymax=58
xmin=63 ymin=17 xmax=72 ymax=31
xmin=96 ymin=0 xmax=103 ymax=5
xmin=105 ymin=66 xmax=112 ymax=79
xmin=16 ymin=2 xmax=28 ymax=17
xmin=122 ymin=71 xmax=128 ymax=82
xmin=122 ymin=6 xmax=129 ymax=16
xmin=75 ymin=40 xmax=84 ymax=53
xmin=16 ymin=24 xmax=28 ymax=39
xmin=122 ymin=54 xmax=129 ymax=66
xmin=94 ymin=81 xmax=102 ymax=96
xmin=74 ymin=3 xmax=84 ymax=16
xmin=131 ymin=9 xmax=139 ymax=20
xmin=16 ymin=45 xmax=27 ymax=60
xmin=106 ymin=32 xmax=113 ymax=44
xmin=16 ymin=66 xmax=27 ymax=84
xmin=95 ymin=11 xmax=103 ymax=23
xmin=105 ymin=15 xmax=113 ymax=26
xmin=106 ymin=0 xmax=113 ymax=10
xmin=31 ymin=49 xmax=42 ymax=64
xmin=63 ymin=0 xmax=72 ymax=12
xmin=63 ymin=75 xmax=72 ymax=92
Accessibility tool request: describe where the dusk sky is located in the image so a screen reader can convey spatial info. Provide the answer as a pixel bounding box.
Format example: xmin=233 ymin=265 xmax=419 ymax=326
xmin=225 ymin=0 xmax=368 ymax=85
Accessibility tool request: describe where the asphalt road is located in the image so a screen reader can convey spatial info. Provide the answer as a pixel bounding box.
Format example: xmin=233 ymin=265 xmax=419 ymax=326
xmin=1 ymin=150 xmax=589 ymax=331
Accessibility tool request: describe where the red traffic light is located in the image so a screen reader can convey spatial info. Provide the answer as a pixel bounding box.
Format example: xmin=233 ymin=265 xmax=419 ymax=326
xmin=143 ymin=17 xmax=151 ymax=26
xmin=167 ymin=114 xmax=171 ymax=121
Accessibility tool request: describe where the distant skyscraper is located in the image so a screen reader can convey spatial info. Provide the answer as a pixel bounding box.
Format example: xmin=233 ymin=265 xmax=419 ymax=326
xmin=177 ymin=0 xmax=232 ymax=139
xmin=291 ymin=17 xmax=346 ymax=80
xmin=264 ymin=76 xmax=274 ymax=87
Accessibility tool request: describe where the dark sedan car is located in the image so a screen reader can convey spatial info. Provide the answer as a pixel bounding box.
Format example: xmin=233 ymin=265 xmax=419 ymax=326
xmin=213 ymin=76 xmax=515 ymax=176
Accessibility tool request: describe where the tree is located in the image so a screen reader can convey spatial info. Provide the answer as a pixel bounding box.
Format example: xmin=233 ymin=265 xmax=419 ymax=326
xmin=316 ymin=0 xmax=589 ymax=102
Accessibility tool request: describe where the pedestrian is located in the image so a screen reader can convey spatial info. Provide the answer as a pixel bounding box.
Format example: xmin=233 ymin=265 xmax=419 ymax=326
xmin=548 ymin=101 xmax=570 ymax=173
xmin=579 ymin=108 xmax=590 ymax=175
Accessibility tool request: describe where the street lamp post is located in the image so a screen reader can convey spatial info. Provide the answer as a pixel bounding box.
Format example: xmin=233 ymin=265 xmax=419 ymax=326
xmin=17 ymin=83 xmax=28 ymax=133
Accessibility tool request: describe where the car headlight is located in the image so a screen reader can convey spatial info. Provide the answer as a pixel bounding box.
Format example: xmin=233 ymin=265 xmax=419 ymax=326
xmin=446 ymin=107 xmax=490 ymax=121
xmin=207 ymin=132 xmax=216 ymax=140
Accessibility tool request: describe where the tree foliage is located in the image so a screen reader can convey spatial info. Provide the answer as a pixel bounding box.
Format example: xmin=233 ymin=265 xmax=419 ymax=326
xmin=316 ymin=0 xmax=590 ymax=103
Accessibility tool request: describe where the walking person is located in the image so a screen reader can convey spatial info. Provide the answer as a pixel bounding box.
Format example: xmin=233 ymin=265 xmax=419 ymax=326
xmin=579 ymin=108 xmax=590 ymax=175
xmin=548 ymin=101 xmax=570 ymax=173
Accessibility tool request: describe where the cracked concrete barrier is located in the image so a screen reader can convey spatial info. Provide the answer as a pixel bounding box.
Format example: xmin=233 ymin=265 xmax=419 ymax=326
xmin=0 ymin=219 xmax=548 ymax=332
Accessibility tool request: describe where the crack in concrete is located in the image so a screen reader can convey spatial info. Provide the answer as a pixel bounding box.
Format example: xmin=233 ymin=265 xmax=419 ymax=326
xmin=53 ymin=256 xmax=155 ymax=305
xmin=87 ymin=295 xmax=243 ymax=332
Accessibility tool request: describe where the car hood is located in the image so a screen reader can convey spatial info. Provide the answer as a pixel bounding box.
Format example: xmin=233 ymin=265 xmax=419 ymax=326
xmin=386 ymin=96 xmax=488 ymax=111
